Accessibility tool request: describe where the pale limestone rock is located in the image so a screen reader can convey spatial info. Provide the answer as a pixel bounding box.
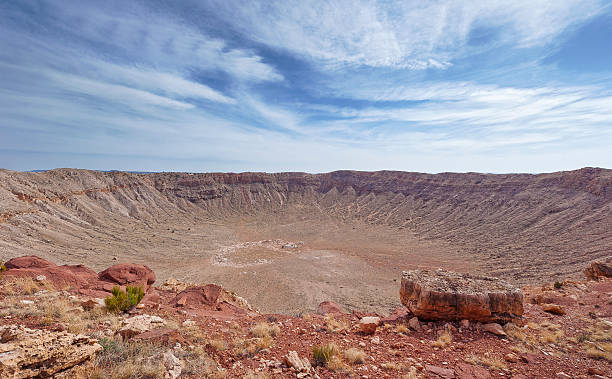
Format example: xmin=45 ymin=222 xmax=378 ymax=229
xmin=163 ymin=350 xmax=182 ymax=379
xmin=117 ymin=314 xmax=166 ymax=339
xmin=0 ymin=325 xmax=101 ymax=378
xmin=283 ymin=351 xmax=311 ymax=373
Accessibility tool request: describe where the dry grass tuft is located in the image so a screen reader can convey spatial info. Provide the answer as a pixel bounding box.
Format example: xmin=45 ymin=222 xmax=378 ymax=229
xmin=402 ymin=366 xmax=422 ymax=379
xmin=465 ymin=354 xmax=507 ymax=370
xmin=209 ymin=339 xmax=229 ymax=351
xmin=313 ymin=342 xmax=340 ymax=366
xmin=504 ymin=323 xmax=526 ymax=342
xmin=381 ymin=361 xmax=403 ymax=371
xmin=396 ymin=323 xmax=409 ymax=334
xmin=325 ymin=315 xmax=349 ymax=333
xmin=343 ymin=347 xmax=367 ymax=364
xmin=327 ymin=355 xmax=350 ymax=372
xmin=250 ymin=322 xmax=280 ymax=338
xmin=431 ymin=330 xmax=452 ymax=347
xmin=91 ymin=338 xmax=165 ymax=379
xmin=586 ymin=344 xmax=612 ymax=362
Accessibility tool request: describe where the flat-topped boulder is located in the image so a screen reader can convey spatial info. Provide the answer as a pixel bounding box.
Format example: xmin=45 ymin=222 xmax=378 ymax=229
xmin=400 ymin=269 xmax=523 ymax=323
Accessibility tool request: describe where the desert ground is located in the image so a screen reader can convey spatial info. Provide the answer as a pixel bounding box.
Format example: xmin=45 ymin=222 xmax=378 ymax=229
xmin=0 ymin=167 xmax=610 ymax=315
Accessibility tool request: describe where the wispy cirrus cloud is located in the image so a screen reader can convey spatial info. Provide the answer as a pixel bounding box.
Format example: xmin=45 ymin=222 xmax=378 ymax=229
xmin=200 ymin=0 xmax=605 ymax=70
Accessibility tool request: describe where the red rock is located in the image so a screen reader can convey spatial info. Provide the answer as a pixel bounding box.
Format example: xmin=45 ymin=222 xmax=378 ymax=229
xmin=171 ymin=285 xmax=252 ymax=320
xmin=3 ymin=256 xmax=98 ymax=290
xmin=587 ymin=368 xmax=605 ymax=376
xmin=426 ymin=364 xmax=455 ymax=378
xmin=381 ymin=307 xmax=409 ymax=323
xmin=455 ymin=363 xmax=491 ymax=379
xmin=316 ymin=301 xmax=345 ymax=315
xmin=400 ymin=269 xmax=523 ymax=323
xmin=359 ymin=316 xmax=380 ymax=335
xmin=141 ymin=289 xmax=161 ymax=306
xmin=585 ymin=258 xmax=612 ymax=280
xmin=541 ymin=303 xmax=566 ymax=315
xmin=531 ymin=292 xmax=576 ymax=306
xmin=504 ymin=353 xmax=519 ymax=363
xmin=98 ymin=263 xmax=156 ymax=291
xmin=521 ymin=353 xmax=539 ymax=364
xmin=4 ymin=256 xmax=53 ymax=269
xmin=172 ymin=284 xmax=223 ymax=307
xmin=482 ymin=323 xmax=506 ymax=336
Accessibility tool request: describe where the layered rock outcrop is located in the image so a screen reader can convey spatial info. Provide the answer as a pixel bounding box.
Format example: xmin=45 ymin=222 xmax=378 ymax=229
xmin=400 ymin=269 xmax=523 ymax=323
xmin=585 ymin=258 xmax=612 ymax=280
xmin=0 ymin=325 xmax=101 ymax=378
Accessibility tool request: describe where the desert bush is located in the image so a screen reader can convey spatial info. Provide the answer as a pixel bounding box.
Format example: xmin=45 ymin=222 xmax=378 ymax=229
xmin=343 ymin=347 xmax=366 ymax=364
xmin=105 ymin=285 xmax=144 ymax=313
xmin=312 ymin=342 xmax=339 ymax=366
xmin=0 ymin=261 xmax=5 ymax=276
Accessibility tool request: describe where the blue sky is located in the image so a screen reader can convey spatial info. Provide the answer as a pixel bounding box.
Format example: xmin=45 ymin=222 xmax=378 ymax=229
xmin=1 ymin=0 xmax=611 ymax=173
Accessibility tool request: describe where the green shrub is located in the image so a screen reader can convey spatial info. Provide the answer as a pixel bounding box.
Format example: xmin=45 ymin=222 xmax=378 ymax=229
xmin=0 ymin=261 xmax=5 ymax=278
xmin=105 ymin=285 xmax=144 ymax=313
xmin=312 ymin=343 xmax=339 ymax=366
xmin=554 ymin=281 xmax=563 ymax=289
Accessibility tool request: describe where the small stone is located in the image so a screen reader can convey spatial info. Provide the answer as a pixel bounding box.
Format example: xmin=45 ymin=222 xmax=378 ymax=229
xmin=541 ymin=304 xmax=566 ymax=316
xmin=426 ymin=364 xmax=455 ymax=379
xmin=460 ymin=319 xmax=470 ymax=329
xmin=409 ymin=317 xmax=421 ymax=331
xmin=359 ymin=317 xmax=380 ymax=335
xmin=359 ymin=341 xmax=366 ymax=347
xmin=504 ymin=353 xmax=519 ymax=363
xmin=556 ymin=373 xmax=571 ymax=379
xmin=20 ymin=300 xmax=34 ymax=305
xmin=482 ymin=323 xmax=506 ymax=336
xmin=35 ymin=275 xmax=47 ymax=282
xmin=370 ymin=336 xmax=380 ymax=344
xmin=587 ymin=368 xmax=605 ymax=376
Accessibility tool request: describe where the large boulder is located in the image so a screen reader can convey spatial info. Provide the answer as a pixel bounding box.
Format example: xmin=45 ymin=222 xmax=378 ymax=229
xmin=171 ymin=285 xmax=254 ymax=319
xmin=98 ymin=263 xmax=156 ymax=291
xmin=0 ymin=325 xmax=101 ymax=378
xmin=2 ymin=255 xmax=98 ymax=289
xmin=585 ymin=258 xmax=612 ymax=280
xmin=400 ymin=269 xmax=523 ymax=323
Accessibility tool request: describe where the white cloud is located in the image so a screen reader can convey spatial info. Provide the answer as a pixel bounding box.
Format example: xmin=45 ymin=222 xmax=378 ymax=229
xmin=202 ymin=0 xmax=605 ymax=69
xmin=27 ymin=1 xmax=283 ymax=83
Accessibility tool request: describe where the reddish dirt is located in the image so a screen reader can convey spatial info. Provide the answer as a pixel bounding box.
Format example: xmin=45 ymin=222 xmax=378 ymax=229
xmin=1 ymin=257 xmax=610 ymax=378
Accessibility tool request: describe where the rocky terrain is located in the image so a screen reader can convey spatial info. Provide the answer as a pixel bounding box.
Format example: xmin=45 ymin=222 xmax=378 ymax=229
xmin=0 ymin=167 xmax=610 ymax=314
xmin=0 ymin=256 xmax=610 ymax=378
